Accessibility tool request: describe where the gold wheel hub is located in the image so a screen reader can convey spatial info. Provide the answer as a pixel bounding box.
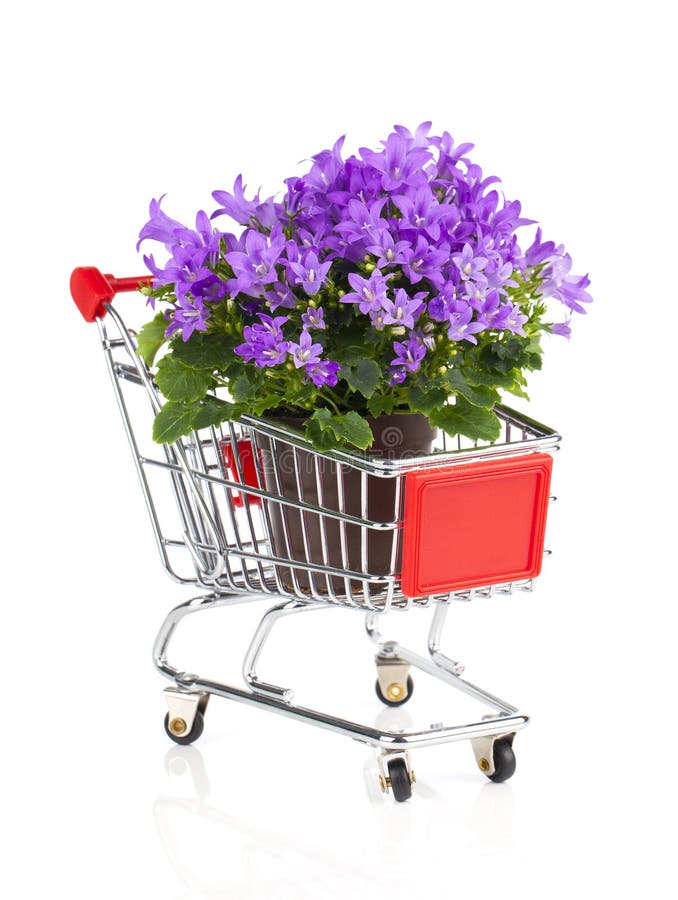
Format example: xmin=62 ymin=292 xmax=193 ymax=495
xmin=386 ymin=682 xmax=405 ymax=701
xmin=169 ymin=716 xmax=188 ymax=736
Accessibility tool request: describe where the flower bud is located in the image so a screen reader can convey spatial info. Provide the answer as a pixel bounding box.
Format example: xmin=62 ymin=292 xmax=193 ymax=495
xmin=438 ymin=365 xmax=447 ymax=374
xmin=391 ymin=326 xmax=406 ymax=335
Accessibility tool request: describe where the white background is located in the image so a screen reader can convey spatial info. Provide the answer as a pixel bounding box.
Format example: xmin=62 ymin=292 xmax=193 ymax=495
xmin=1 ymin=1 xmax=676 ymax=897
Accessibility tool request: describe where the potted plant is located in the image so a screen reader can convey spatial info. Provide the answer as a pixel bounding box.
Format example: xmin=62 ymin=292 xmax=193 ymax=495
xmin=135 ymin=123 xmax=591 ymax=591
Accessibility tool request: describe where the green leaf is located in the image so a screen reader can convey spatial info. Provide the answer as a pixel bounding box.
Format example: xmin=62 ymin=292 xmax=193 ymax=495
xmin=231 ymin=371 xmax=264 ymax=402
xmin=459 ymin=366 xmax=518 ymax=390
xmin=136 ymin=313 xmax=168 ymax=367
xmin=305 ymin=408 xmax=374 ymax=451
xmin=332 ymin=345 xmax=373 ymax=364
xmin=191 ymin=397 xmax=236 ymax=431
xmin=504 ymin=381 xmax=530 ymax=400
xmin=155 ymin=356 xmax=214 ymax=403
xmin=305 ymin=414 xmax=340 ymax=452
xmin=249 ymin=393 xmax=285 ymax=416
xmin=338 ymin=358 xmax=381 ymax=398
xmin=445 ymin=368 xmax=500 ymax=408
xmin=170 ymin=332 xmax=238 ymax=369
xmin=330 ymin=410 xmax=374 ymax=449
xmin=429 ymin=398 xmax=501 ymax=443
xmin=407 ymin=381 xmax=449 ymax=416
xmin=152 ymin=402 xmax=197 ymax=444
xmin=367 ymin=393 xmax=396 ymax=417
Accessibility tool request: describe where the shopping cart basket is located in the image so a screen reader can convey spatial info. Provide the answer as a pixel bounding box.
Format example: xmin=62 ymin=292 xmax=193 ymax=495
xmin=71 ymin=266 xmax=560 ymax=801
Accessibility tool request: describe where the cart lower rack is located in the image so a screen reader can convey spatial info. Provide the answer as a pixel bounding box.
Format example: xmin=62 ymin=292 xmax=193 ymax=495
xmin=72 ymin=267 xmax=560 ymax=801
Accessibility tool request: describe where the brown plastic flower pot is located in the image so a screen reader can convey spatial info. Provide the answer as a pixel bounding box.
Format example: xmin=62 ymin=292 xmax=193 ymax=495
xmin=258 ymin=414 xmax=436 ymax=597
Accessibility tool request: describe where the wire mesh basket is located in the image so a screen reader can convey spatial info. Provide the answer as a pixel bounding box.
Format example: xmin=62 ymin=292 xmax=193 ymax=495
xmin=97 ymin=296 xmax=559 ymax=614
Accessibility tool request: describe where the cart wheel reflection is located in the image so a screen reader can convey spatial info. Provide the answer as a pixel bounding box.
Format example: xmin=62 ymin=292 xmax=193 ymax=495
xmin=387 ymin=757 xmax=413 ymax=802
xmin=164 ymin=710 xmax=205 ymax=746
xmin=375 ymin=675 xmax=414 ymax=707
xmin=487 ymin=738 xmax=516 ymax=783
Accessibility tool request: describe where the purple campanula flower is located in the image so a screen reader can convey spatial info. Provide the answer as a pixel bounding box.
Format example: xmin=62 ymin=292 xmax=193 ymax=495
xmin=137 ymin=196 xmax=185 ymax=251
xmin=288 ymin=329 xmax=323 ymax=369
xmin=391 ymin=337 xmax=427 ymax=372
xmin=256 ymin=314 xmax=289 ymax=339
xmin=212 ymin=175 xmax=278 ymax=229
xmin=393 ymin=185 xmax=459 ymax=243
xmin=265 ymin=281 xmax=298 ymax=310
xmin=334 ymin=197 xmax=388 ymax=244
xmin=306 ymin=359 xmax=340 ymax=388
xmin=360 ymin=132 xmax=432 ymax=192
xmin=164 ymin=295 xmax=210 ymax=341
xmin=297 ymin=224 xmax=330 ymax=250
xmin=401 ymin=236 xmax=449 ymax=287
xmin=483 ymin=258 xmax=517 ymax=293
xmin=189 ymin=271 xmax=228 ymax=302
xmin=540 ymin=254 xmax=593 ymax=314
xmin=446 ymin=300 xmax=485 ymax=344
xmin=524 ymin=228 xmax=558 ymax=268
xmin=342 ymin=270 xmax=391 ymax=314
xmin=287 ymin=249 xmax=332 ymax=296
xmin=452 ymin=243 xmax=488 ymax=281
xmin=550 ymin=320 xmax=572 ymax=338
xmin=472 ymin=289 xmax=512 ymax=330
xmin=365 ymin=230 xmax=411 ymax=268
xmin=240 ymin=298 xmax=265 ymax=316
xmin=301 ymin=306 xmax=326 ymax=330
xmin=428 ymin=282 xmax=458 ymax=322
xmin=235 ymin=313 xmax=290 ymax=367
xmin=369 ymin=307 xmax=387 ymax=331
xmin=463 ymin=278 xmax=490 ymax=306
xmin=393 ymin=121 xmax=433 ymax=149
xmin=226 ymin=227 xmax=286 ymax=295
xmin=380 ymin=288 xmax=426 ymax=330
xmin=236 ymin=332 xmax=289 ymax=367
xmin=304 ymin=135 xmax=346 ymax=191
xmin=412 ymin=324 xmax=436 ymax=351
xmin=503 ymin=303 xmax=529 ymax=335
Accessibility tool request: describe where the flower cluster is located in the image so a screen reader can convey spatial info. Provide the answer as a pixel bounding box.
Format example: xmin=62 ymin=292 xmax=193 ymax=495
xmin=137 ymin=124 xmax=591 ymax=450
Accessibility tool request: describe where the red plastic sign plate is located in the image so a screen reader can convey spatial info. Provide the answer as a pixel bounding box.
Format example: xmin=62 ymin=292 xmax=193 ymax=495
xmin=220 ymin=439 xmax=262 ymax=507
xmin=400 ymin=453 xmax=553 ymax=597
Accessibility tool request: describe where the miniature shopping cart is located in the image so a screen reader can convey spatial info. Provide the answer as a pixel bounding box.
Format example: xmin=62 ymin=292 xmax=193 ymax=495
xmin=71 ymin=267 xmax=560 ymax=801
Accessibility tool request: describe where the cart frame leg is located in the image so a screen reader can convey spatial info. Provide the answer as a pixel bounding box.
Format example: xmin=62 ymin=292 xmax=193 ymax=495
xmin=152 ymin=593 xmax=528 ymax=777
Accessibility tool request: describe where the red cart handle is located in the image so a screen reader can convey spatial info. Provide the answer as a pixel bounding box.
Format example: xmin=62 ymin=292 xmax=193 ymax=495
xmin=70 ymin=266 xmax=153 ymax=322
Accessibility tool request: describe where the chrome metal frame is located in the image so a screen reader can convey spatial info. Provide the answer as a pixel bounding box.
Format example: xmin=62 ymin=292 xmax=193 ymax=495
xmin=154 ymin=593 xmax=527 ymax=754
xmin=95 ymin=297 xmax=560 ymax=793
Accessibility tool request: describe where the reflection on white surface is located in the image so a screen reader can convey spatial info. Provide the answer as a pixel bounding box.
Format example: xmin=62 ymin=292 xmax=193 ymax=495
xmin=155 ymin=709 xmax=518 ymax=900
xmin=156 ymin=746 xmax=381 ymax=899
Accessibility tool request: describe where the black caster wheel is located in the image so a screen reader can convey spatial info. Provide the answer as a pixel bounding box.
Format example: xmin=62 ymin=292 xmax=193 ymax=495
xmin=487 ymin=738 xmax=516 ymax=783
xmin=375 ymin=675 xmax=414 ymax=707
xmin=387 ymin=757 xmax=413 ymax=802
xmin=164 ymin=710 xmax=205 ymax=746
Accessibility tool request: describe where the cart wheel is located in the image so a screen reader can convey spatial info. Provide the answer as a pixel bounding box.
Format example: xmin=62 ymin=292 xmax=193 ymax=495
xmin=163 ymin=710 xmax=205 ymax=746
xmin=387 ymin=757 xmax=413 ymax=802
xmin=375 ymin=675 xmax=414 ymax=707
xmin=487 ymin=738 xmax=516 ymax=783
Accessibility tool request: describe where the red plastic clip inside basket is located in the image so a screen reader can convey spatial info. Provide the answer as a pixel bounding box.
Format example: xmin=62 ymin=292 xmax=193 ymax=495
xmin=400 ymin=453 xmax=553 ymax=597
xmin=219 ymin=438 xmax=262 ymax=507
